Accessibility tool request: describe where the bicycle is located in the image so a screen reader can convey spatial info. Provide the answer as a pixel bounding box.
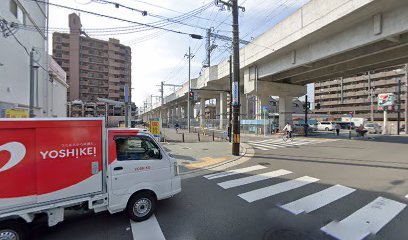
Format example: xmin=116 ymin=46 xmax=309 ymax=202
xmin=282 ymin=131 xmax=294 ymax=142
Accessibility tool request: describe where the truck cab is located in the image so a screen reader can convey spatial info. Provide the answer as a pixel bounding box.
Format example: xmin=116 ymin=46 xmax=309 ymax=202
xmin=107 ymin=129 xmax=181 ymax=221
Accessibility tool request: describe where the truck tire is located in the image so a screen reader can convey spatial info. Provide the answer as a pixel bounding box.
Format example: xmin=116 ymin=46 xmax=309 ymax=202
xmin=0 ymin=220 xmax=28 ymax=240
xmin=126 ymin=192 xmax=156 ymax=222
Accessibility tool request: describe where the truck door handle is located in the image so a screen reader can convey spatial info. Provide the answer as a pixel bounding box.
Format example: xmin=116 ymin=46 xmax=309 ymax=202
xmin=114 ymin=167 xmax=123 ymax=171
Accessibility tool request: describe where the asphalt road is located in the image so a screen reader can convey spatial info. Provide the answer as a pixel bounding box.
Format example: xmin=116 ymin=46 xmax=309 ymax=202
xmin=32 ymin=135 xmax=408 ymax=240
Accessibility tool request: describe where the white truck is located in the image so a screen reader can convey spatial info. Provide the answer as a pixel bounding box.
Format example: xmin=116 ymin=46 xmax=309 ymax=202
xmin=0 ymin=118 xmax=181 ymax=240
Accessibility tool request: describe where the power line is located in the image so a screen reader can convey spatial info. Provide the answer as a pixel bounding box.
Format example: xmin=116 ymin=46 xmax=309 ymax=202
xmin=2 ymin=19 xmax=48 ymax=72
xmin=127 ymin=0 xmax=231 ymax=27
xmin=27 ymin=0 xmax=202 ymax=37
xmin=92 ymin=0 xmax=211 ymax=30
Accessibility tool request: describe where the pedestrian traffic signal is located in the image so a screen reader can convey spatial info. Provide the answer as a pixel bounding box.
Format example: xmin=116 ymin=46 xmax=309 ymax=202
xmin=189 ymin=91 xmax=194 ymax=100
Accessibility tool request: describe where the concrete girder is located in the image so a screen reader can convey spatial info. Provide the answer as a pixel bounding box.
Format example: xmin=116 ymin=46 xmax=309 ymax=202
xmin=263 ymin=33 xmax=408 ymax=82
xmin=289 ymin=43 xmax=408 ymax=84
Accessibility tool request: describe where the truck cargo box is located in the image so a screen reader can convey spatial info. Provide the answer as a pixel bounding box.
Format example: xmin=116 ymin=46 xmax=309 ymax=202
xmin=0 ymin=119 xmax=104 ymax=212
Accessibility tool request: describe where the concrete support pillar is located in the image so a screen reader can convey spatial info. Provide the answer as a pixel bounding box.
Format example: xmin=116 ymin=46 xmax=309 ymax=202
xmin=219 ymin=92 xmax=227 ymax=129
xmin=176 ymin=106 xmax=181 ymax=119
xmin=200 ymin=98 xmax=205 ymax=126
xmin=279 ymin=96 xmax=293 ymax=130
xmin=256 ymin=95 xmax=270 ymax=120
xmin=216 ymin=97 xmax=220 ymax=119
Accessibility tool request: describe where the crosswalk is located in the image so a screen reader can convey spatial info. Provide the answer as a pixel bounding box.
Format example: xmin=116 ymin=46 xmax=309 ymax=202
xmin=245 ymin=138 xmax=339 ymax=151
xmin=203 ymin=165 xmax=407 ymax=240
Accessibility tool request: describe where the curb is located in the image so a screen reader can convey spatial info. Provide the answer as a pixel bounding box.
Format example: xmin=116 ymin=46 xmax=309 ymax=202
xmin=180 ymin=143 xmax=255 ymax=179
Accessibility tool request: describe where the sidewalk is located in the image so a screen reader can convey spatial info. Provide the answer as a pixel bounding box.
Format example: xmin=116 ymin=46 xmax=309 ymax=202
xmin=162 ymin=128 xmax=226 ymax=143
xmin=162 ymin=140 xmax=250 ymax=174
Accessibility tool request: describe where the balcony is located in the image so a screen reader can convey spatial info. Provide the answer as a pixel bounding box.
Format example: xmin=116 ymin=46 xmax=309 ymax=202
xmin=109 ymin=85 xmax=120 ymax=91
xmin=109 ymin=93 xmax=120 ymax=98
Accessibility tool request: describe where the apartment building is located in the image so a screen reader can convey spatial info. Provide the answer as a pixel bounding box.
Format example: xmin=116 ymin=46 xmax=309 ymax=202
xmin=52 ymin=13 xmax=131 ymax=103
xmin=314 ymin=65 xmax=407 ymax=121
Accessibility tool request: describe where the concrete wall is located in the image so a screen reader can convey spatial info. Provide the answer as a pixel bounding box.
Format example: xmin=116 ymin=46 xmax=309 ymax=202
xmin=0 ymin=0 xmax=49 ymax=117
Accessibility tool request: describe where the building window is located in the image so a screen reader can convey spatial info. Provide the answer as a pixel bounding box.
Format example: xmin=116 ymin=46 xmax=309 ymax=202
xmin=10 ymin=0 xmax=25 ymax=24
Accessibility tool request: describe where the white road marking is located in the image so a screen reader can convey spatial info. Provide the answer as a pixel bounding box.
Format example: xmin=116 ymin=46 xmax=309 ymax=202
xmin=238 ymin=176 xmax=320 ymax=203
xmin=254 ymin=146 xmax=269 ymax=150
xmin=246 ymin=138 xmax=339 ymax=151
xmin=280 ymin=184 xmax=356 ymax=215
xmin=321 ymin=197 xmax=406 ymax=240
xmin=131 ymin=215 xmax=166 ymax=240
xmin=218 ymin=169 xmax=292 ymax=189
xmin=250 ymin=143 xmax=277 ymax=149
xmin=204 ymin=165 xmax=267 ymax=180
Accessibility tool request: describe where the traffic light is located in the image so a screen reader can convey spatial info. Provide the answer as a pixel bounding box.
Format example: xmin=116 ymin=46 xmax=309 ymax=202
xmin=303 ymin=102 xmax=310 ymax=110
xmin=189 ymin=91 xmax=194 ymax=101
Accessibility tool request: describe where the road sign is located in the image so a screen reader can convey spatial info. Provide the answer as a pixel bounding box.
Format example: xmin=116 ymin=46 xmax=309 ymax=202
xmin=232 ymin=81 xmax=239 ymax=106
xmin=149 ymin=118 xmax=161 ymax=137
xmin=262 ymin=106 xmax=269 ymax=114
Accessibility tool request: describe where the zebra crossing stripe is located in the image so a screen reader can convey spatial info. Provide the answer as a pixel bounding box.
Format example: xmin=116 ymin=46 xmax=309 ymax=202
xmin=254 ymin=146 xmax=269 ymax=150
xmin=238 ymin=176 xmax=320 ymax=203
xmin=321 ymin=196 xmax=406 ymax=240
xmin=280 ymin=184 xmax=356 ymax=215
xmin=250 ymin=143 xmax=277 ymax=149
xmin=218 ymin=169 xmax=292 ymax=189
xmin=246 ymin=139 xmax=282 ymax=144
xmin=203 ymin=165 xmax=267 ymax=180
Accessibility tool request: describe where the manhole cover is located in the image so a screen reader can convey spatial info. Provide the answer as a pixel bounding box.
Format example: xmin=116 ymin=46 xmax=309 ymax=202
xmin=182 ymin=147 xmax=191 ymax=150
xmin=264 ymin=229 xmax=315 ymax=240
xmin=202 ymin=148 xmax=209 ymax=150
xmin=259 ymin=162 xmax=271 ymax=166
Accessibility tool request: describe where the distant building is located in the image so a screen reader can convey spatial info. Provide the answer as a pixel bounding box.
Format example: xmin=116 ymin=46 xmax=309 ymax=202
xmin=314 ymin=65 xmax=407 ymax=121
xmin=0 ymin=0 xmax=50 ymax=117
xmin=52 ymin=13 xmax=132 ymax=104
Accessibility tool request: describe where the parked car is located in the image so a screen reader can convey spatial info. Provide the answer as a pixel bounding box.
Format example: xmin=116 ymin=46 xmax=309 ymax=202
xmin=317 ymin=121 xmax=336 ymax=131
xmin=336 ymin=122 xmax=355 ymax=129
xmin=364 ymin=123 xmax=382 ymax=134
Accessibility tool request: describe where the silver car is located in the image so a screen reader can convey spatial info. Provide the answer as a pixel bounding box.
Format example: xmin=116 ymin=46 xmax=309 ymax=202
xmin=364 ymin=123 xmax=382 ymax=134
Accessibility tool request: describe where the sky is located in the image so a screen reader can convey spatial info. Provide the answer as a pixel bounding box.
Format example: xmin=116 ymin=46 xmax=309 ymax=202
xmin=48 ymin=0 xmax=311 ymax=107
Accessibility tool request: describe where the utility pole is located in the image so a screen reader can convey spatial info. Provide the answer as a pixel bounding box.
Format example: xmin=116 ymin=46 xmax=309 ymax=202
xmin=206 ymin=28 xmax=211 ymax=68
xmin=29 ymin=48 xmax=35 ymax=118
xmin=405 ymin=64 xmax=408 ymax=134
xmin=228 ymin=55 xmax=232 ymax=142
xmin=368 ymin=72 xmax=374 ymax=122
xmin=215 ymin=0 xmax=245 ymax=156
xmin=124 ymin=83 xmax=129 ymax=128
xmin=304 ymin=94 xmax=308 ymax=137
xmin=397 ymin=78 xmax=401 ymax=135
xmin=185 ymin=47 xmax=194 ymax=132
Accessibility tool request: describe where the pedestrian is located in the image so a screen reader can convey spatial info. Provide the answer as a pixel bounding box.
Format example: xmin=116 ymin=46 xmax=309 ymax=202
xmin=335 ymin=123 xmax=341 ymax=136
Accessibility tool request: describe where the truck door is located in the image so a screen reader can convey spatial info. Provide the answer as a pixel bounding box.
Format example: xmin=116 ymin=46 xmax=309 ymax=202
xmin=110 ymin=134 xmax=172 ymax=198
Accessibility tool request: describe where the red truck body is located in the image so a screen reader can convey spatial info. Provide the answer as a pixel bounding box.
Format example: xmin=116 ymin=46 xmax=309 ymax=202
xmin=0 ymin=119 xmax=104 ymax=211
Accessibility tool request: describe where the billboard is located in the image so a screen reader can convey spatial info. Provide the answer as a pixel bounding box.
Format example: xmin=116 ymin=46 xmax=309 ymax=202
xmin=378 ymin=93 xmax=396 ymax=111
xmin=5 ymin=108 xmax=29 ymax=118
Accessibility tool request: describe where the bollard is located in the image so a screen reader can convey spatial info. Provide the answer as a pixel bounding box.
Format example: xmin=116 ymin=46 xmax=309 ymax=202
xmin=182 ymin=133 xmax=185 ymax=142
xmin=197 ymin=132 xmax=200 ymax=142
xmin=212 ymin=131 xmax=215 ymax=141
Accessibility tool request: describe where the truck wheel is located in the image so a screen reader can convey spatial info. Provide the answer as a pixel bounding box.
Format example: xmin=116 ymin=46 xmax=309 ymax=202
xmin=127 ymin=192 xmax=156 ymax=222
xmin=0 ymin=220 xmax=27 ymax=240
